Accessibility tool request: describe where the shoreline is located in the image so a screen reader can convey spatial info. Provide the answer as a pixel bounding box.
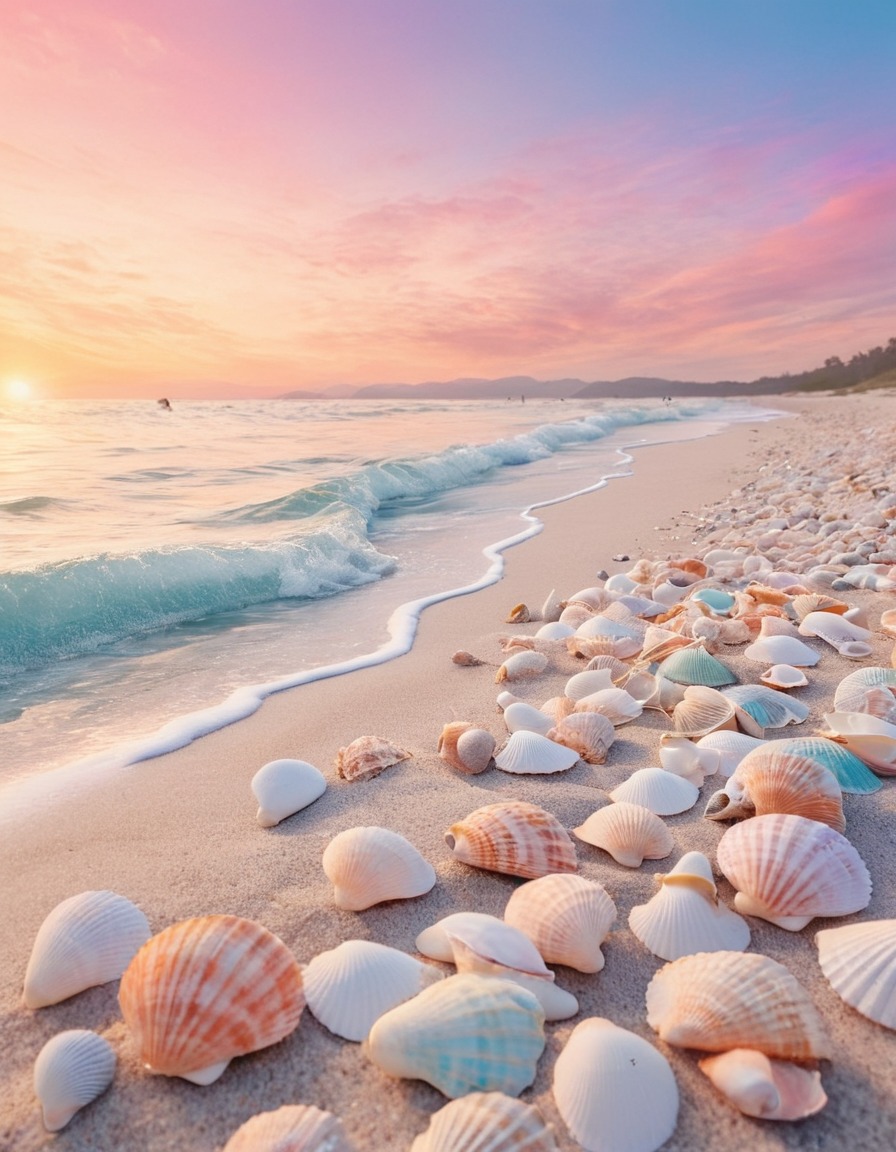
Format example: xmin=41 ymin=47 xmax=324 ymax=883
xmin=2 ymin=394 xmax=895 ymax=1151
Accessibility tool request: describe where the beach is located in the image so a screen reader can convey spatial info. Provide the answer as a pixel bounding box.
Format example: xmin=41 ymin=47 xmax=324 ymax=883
xmin=2 ymin=393 xmax=895 ymax=1151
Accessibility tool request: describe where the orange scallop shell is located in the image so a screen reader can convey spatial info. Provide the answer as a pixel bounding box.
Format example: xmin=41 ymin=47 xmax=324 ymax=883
xmin=445 ymin=801 xmax=577 ymax=879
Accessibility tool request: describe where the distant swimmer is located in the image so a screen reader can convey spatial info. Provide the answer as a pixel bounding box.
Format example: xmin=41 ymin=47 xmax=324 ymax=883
xmin=157 ymin=397 xmax=172 ymax=410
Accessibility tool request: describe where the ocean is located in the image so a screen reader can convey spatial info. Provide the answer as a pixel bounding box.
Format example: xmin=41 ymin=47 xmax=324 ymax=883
xmin=0 ymin=395 xmax=778 ymax=814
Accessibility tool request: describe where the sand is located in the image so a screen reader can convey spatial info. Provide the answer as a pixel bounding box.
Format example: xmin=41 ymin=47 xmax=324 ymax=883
xmin=2 ymin=394 xmax=895 ymax=1151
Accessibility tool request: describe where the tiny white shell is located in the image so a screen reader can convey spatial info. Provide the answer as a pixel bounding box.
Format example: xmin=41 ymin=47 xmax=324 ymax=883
xmin=251 ymin=758 xmax=327 ymax=827
xmin=34 ymin=1029 xmax=116 ymax=1131
xmin=322 ymin=827 xmax=436 ymax=911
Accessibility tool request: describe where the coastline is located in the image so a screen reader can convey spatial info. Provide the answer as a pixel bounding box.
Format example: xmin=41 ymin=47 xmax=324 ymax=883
xmin=2 ymin=394 xmax=895 ymax=1151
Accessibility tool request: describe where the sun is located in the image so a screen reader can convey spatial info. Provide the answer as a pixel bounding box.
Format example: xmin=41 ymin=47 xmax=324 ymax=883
xmin=6 ymin=379 xmax=32 ymax=401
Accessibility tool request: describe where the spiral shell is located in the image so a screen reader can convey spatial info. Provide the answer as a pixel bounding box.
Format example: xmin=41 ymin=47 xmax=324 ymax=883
xmin=573 ymin=802 xmax=673 ymax=868
xmin=322 ymin=826 xmax=436 ymax=911
xmin=445 ymin=801 xmax=577 ymax=879
xmin=34 ymin=1029 xmax=116 ymax=1131
xmin=504 ymin=873 xmax=616 ymax=973
xmin=222 ymin=1105 xmax=355 ymax=1151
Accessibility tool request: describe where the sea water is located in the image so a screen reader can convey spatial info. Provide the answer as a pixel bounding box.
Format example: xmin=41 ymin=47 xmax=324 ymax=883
xmin=0 ymin=395 xmax=779 ymax=811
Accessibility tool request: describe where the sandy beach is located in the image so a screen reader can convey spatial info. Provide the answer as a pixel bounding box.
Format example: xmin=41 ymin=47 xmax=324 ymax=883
xmin=2 ymin=394 xmax=895 ymax=1151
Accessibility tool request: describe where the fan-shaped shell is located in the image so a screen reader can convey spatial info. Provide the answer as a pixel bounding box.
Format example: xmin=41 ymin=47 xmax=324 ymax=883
xmin=553 ymin=1018 xmax=679 ymax=1152
xmin=501 ymin=703 xmax=554 ymax=736
xmin=791 ymin=593 xmax=849 ymax=621
xmin=222 ymin=1105 xmax=354 ymax=1151
xmin=494 ymin=730 xmax=580 ymax=775
xmin=704 ymin=747 xmax=845 ymax=832
xmin=322 ymin=826 xmax=436 ymax=911
xmin=410 ymin=1091 xmax=558 ymax=1152
xmin=303 ymin=940 xmax=444 ymax=1041
xmin=445 ymin=801 xmax=577 ymax=879
xmin=336 ymin=735 xmax=410 ymax=782
xmin=564 ymin=669 xmax=615 ymax=700
xmin=367 ymin=974 xmax=545 ymax=1099
xmin=609 ymin=768 xmax=699 ymax=816
xmin=584 ymin=654 xmax=633 ymax=682
xmin=645 ymin=950 xmax=830 ymax=1059
xmin=848 ymin=685 xmax=896 ymax=723
xmin=722 ymin=684 xmax=809 ymax=731
xmin=438 ymin=723 xmax=496 ymax=774
xmin=446 ymin=936 xmax=578 ymax=1022
xmin=546 ymin=712 xmax=615 ymax=765
xmin=716 ymin=813 xmax=872 ymax=931
xmin=573 ymin=687 xmax=642 ymax=725
xmin=698 ymin=1050 xmax=827 ymax=1121
xmin=816 ymin=919 xmax=896 ymax=1030
xmin=668 ymin=685 xmax=737 ymax=738
xmin=24 ymin=890 xmax=151 ymax=1009
xmin=573 ymin=803 xmax=673 ymax=868
xmin=415 ymin=913 xmax=515 ymax=963
xmin=251 ymin=759 xmax=327 ymax=827
xmin=495 ymin=651 xmax=549 ymax=683
xmin=657 ymin=643 xmax=737 ymax=687
xmin=772 ymin=736 xmax=881 ymax=794
xmin=833 ymin=666 xmax=896 ymax=712
xmin=743 ymin=635 xmax=819 ymax=667
xmin=118 ymin=915 xmax=304 ymax=1084
xmin=504 ymin=874 xmax=616 ymax=974
xmin=639 ymin=625 xmax=694 ymax=664
xmin=34 ymin=1029 xmax=116 ymax=1132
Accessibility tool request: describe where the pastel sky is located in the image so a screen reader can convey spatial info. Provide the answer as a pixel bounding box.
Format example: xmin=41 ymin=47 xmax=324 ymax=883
xmin=2 ymin=0 xmax=895 ymax=398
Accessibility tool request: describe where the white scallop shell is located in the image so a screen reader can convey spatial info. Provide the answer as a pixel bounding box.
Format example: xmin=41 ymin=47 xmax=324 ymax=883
xmin=410 ymin=1091 xmax=558 ymax=1152
xmin=222 ymin=1104 xmax=355 ymax=1151
xmin=504 ymin=874 xmax=616 ymax=974
xmin=833 ymin=666 xmax=896 ymax=712
xmin=573 ymin=687 xmax=642 ymax=725
xmin=816 ymin=919 xmax=896 ymax=1030
xmin=552 ymin=1018 xmax=679 ymax=1152
xmin=573 ymin=802 xmax=674 ymax=868
xmin=251 ymin=759 xmax=327 ymax=827
xmin=743 ymin=635 xmax=819 ymax=667
xmin=501 ymin=702 xmax=554 ymax=736
xmin=446 ymin=934 xmax=578 ymax=1022
xmin=668 ymin=685 xmax=737 ymax=738
xmin=698 ymin=1049 xmax=827 ymax=1121
xmin=564 ymin=668 xmax=615 ymax=701
xmin=24 ymin=890 xmax=151 ymax=1009
xmin=494 ymin=730 xmax=580 ymax=775
xmin=417 ymin=914 xmax=550 ymax=975
xmin=495 ymin=651 xmax=549 ymax=683
xmin=692 ymin=731 xmax=766 ymax=778
xmin=609 ymin=768 xmax=699 ymax=815
xmin=322 ymin=827 xmax=436 ymax=911
xmin=34 ymin=1029 xmax=116 ymax=1131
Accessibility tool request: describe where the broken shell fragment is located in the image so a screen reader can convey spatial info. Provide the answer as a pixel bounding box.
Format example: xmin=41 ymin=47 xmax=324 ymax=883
xmin=322 ymin=826 xmax=436 ymax=911
xmin=336 ymin=735 xmax=410 ymax=782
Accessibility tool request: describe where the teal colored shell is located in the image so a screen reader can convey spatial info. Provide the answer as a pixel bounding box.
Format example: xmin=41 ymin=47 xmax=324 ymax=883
xmin=690 ymin=587 xmax=736 ymax=615
xmin=772 ymin=737 xmax=882 ymax=795
xmin=658 ymin=644 xmax=737 ymax=688
xmin=722 ymin=685 xmax=809 ymax=730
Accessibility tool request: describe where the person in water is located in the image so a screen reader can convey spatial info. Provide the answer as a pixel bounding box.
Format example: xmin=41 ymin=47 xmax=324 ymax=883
xmin=157 ymin=397 xmax=172 ymax=410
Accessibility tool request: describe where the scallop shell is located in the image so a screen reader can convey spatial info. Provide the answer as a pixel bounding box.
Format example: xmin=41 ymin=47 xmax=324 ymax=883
xmin=410 ymin=1091 xmax=558 ymax=1152
xmin=24 ymin=890 xmax=151 ymax=1009
xmin=585 ymin=653 xmax=638 ymax=682
xmin=816 ymin=919 xmax=896 ymax=1030
xmin=445 ymin=801 xmax=577 ymax=879
xmin=698 ymin=1049 xmax=827 ymax=1121
xmin=546 ymin=712 xmax=615 ymax=765
xmin=668 ymin=685 xmax=737 ymax=738
xmin=573 ymin=687 xmax=642 ymax=725
xmin=564 ymin=668 xmax=615 ymax=700
xmin=322 ymin=826 xmax=436 ymax=910
xmin=575 ymin=613 xmax=642 ymax=643
xmin=743 ymin=635 xmax=819 ymax=667
xmin=552 ymin=1018 xmax=679 ymax=1152
xmin=34 ymin=1029 xmax=116 ymax=1132
xmin=504 ymin=874 xmax=617 ymax=974
xmin=609 ymin=768 xmax=699 ymax=816
xmin=495 ymin=651 xmax=549 ymax=683
xmin=716 ymin=813 xmax=872 ymax=931
xmin=222 ymin=1105 xmax=354 ymax=1151
xmin=446 ymin=934 xmax=578 ymax=1022
xmin=573 ymin=802 xmax=673 ymax=868
xmin=251 ymin=758 xmax=327 ymax=827
xmin=303 ymin=940 xmax=443 ymax=1041
xmin=645 ymin=950 xmax=830 ymax=1059
xmin=501 ymin=703 xmax=554 ymax=736
xmin=760 ymin=663 xmax=809 ymax=690
xmin=367 ymin=974 xmax=545 ymax=1098
xmin=118 ymin=914 xmax=304 ymax=1084
xmin=848 ymin=685 xmax=896 ymax=723
xmin=336 ymin=735 xmax=410 ymax=782
xmin=539 ymin=695 xmax=576 ymax=723
xmin=568 ymin=634 xmax=640 ymax=660
xmin=791 ymin=593 xmax=849 ymax=621
xmin=704 ymin=747 xmax=845 ymax=832
xmin=833 ymin=666 xmax=896 ymax=712
xmin=692 ymin=730 xmax=765 ymax=778
xmin=657 ymin=643 xmax=737 ymax=687
xmin=494 ymin=730 xmax=580 ymax=775
xmin=722 ymin=684 xmax=809 ymax=731
xmin=772 ymin=736 xmax=881 ymax=794
xmin=438 ymin=723 xmax=496 ymax=774
xmin=639 ymin=625 xmax=694 ymax=664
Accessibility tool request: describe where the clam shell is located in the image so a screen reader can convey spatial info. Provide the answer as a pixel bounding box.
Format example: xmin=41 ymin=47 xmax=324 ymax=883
xmin=546 ymin=712 xmax=615 ymax=765
xmin=447 ymin=935 xmax=578 ymax=1022
xmin=410 ymin=1092 xmax=558 ymax=1152
xmin=658 ymin=642 xmax=737 ymax=687
xmin=772 ymin=736 xmax=881 ymax=794
xmin=416 ymin=913 xmax=522 ymax=964
xmin=573 ymin=802 xmax=673 ymax=868
xmin=417 ymin=914 xmax=550 ymax=976
xmin=495 ymin=651 xmax=549 ymax=683
xmin=798 ymin=610 xmax=872 ymax=650
xmin=743 ymin=635 xmax=819 ymax=666
xmin=816 ymin=919 xmax=896 ymax=1030
xmin=705 ymin=746 xmax=845 ymax=832
xmin=668 ymin=685 xmax=737 ymax=738
xmin=303 ymin=940 xmax=444 ymax=1041
xmin=222 ymin=1104 xmax=354 ymax=1151
xmin=625 ymin=671 xmax=685 ymax=713
xmin=698 ymin=1049 xmax=827 ymax=1121
xmin=494 ymin=730 xmax=580 ymax=775
xmin=716 ymin=813 xmax=872 ymax=931
xmin=445 ymin=801 xmax=577 ymax=879
xmin=118 ymin=914 xmax=304 ymax=1084
xmin=553 ymin=1018 xmax=679 ymax=1152
xmin=692 ymin=731 xmax=765 ymax=778
xmin=833 ymin=666 xmax=896 ymax=712
xmin=609 ymin=768 xmax=699 ymax=816
xmin=366 ymin=974 xmax=545 ymax=1098
xmin=501 ymin=703 xmax=554 ymax=736
xmin=564 ymin=668 xmax=615 ymax=700
xmin=504 ymin=874 xmax=617 ymax=974
xmin=645 ymin=950 xmax=830 ymax=1059
xmin=24 ymin=890 xmax=151 ymax=1009
xmin=251 ymin=759 xmax=327 ymax=827
xmin=34 ymin=1029 xmax=116 ymax=1132
xmin=759 ymin=664 xmax=809 ymax=690
xmin=322 ymin=826 xmax=436 ymax=910
xmin=439 ymin=723 xmax=496 ymax=774
xmin=336 ymin=735 xmax=410 ymax=782
xmin=573 ymin=687 xmax=642 ymax=725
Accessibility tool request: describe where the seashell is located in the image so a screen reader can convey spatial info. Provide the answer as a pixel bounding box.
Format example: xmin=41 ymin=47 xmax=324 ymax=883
xmin=791 ymin=592 xmax=849 ymax=621
xmin=535 ymin=621 xmax=575 ymax=640
xmin=496 ymin=690 xmax=525 ymax=711
xmin=798 ymin=611 xmax=872 ymax=653
xmin=222 ymin=1105 xmax=355 ymax=1151
xmin=698 ymin=1049 xmax=827 ymax=1121
xmin=500 ymin=635 xmax=537 ymax=653
xmin=848 ymin=685 xmax=896 ymax=724
xmin=833 ymin=666 xmax=896 ymax=712
xmin=251 ymin=758 xmax=327 ymax=827
xmin=303 ymin=940 xmax=443 ymax=1041
xmin=657 ymin=642 xmax=737 ymax=688
xmin=24 ymin=890 xmax=151 ymax=1009
xmin=568 ymin=585 xmax=615 ymax=611
xmin=835 ymin=639 xmax=874 ymax=660
xmin=507 ymin=603 xmax=531 ymax=623
xmin=745 ymin=581 xmax=791 ymax=606
xmin=575 ymin=614 xmax=642 ymax=644
xmin=772 ymin=735 xmax=881 ymax=794
xmin=322 ymin=826 xmax=436 ymax=910
xmin=546 ymin=711 xmax=615 ymax=765
xmin=609 ymin=768 xmax=699 ymax=816
xmin=638 ymin=624 xmax=694 ymax=664
xmin=757 ymin=615 xmax=802 ymax=638
xmin=118 ymin=914 xmax=304 ymax=1084
xmin=573 ymin=687 xmax=642 ymax=725
xmin=553 ymin=1017 xmax=679 ymax=1152
xmin=688 ymin=615 xmax=723 ymax=646
xmin=653 ymin=578 xmax=692 ymax=606
xmin=567 ymin=634 xmax=640 ymax=660
xmin=584 ymin=653 xmax=631 ymax=681
xmin=573 ymin=802 xmax=673 ymax=868
xmin=816 ymin=919 xmax=896 ymax=1030
xmin=690 ymin=587 xmax=736 ymax=615
xmin=452 ymin=650 xmax=484 ymax=666
xmin=722 ymin=684 xmax=809 ymax=731
xmin=34 ymin=1029 xmax=116 ymax=1132
xmin=604 ymin=572 xmax=637 ymax=594
xmin=541 ymin=588 xmax=564 ymax=623
xmin=445 ymin=801 xmax=577 ymax=879
xmin=504 ymin=873 xmax=616 ymax=973
xmin=880 ymin=608 xmax=896 ymax=638
xmin=716 ymin=813 xmax=872 ymax=931
xmin=438 ymin=722 xmax=496 ymax=774
xmin=410 ymin=1091 xmax=558 ymax=1152
xmin=657 ymin=737 xmax=706 ymax=787
xmin=336 ymin=735 xmax=410 ymax=782
xmin=367 ymin=973 xmax=545 ymax=1098
xmin=704 ymin=746 xmax=845 ymax=832
xmin=821 ymin=712 xmax=896 ymax=774
xmin=495 ymin=651 xmax=549 ymax=683
xmin=494 ymin=730 xmax=580 ymax=775
xmin=560 ymin=603 xmax=595 ymax=629
xmin=539 ymin=695 xmax=576 ymax=723
xmin=564 ymin=668 xmax=615 ymax=700
xmin=645 ymin=950 xmax=830 ymax=1059
xmin=760 ymin=663 xmax=809 ymax=690
xmin=625 ymin=671 xmax=685 ymax=713
xmin=692 ymin=730 xmax=765 ymax=778
xmin=417 ymin=913 xmax=514 ymax=962
xmin=668 ymin=685 xmax=737 ymax=738
xmin=616 ymin=593 xmax=665 ymax=618
xmin=446 ymin=933 xmax=578 ymax=1022
xmin=743 ymin=635 xmax=819 ymax=667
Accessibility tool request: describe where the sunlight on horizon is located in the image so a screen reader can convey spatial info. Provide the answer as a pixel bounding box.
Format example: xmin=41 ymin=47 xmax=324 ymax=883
xmin=5 ymin=379 xmax=34 ymax=402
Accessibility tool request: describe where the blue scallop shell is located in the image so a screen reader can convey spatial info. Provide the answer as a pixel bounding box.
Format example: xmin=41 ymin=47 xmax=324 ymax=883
xmin=722 ymin=685 xmax=809 ymax=731
xmin=771 ymin=737 xmax=882 ymax=795
xmin=658 ymin=644 xmax=737 ymax=688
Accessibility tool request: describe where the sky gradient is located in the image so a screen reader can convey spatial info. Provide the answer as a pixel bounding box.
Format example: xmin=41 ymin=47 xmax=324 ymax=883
xmin=2 ymin=0 xmax=895 ymax=398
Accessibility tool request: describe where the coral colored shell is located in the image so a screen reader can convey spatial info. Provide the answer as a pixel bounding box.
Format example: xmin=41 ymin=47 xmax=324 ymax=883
xmin=552 ymin=1018 xmax=679 ymax=1152
xmin=609 ymin=767 xmax=699 ymax=816
xmin=451 ymin=649 xmax=484 ymax=666
xmin=816 ymin=919 xmax=896 ymax=1030
xmin=494 ymin=730 xmax=580 ymax=775
xmin=34 ymin=1029 xmax=116 ymax=1132
xmin=704 ymin=747 xmax=845 ymax=832
xmin=410 ymin=1091 xmax=558 ymax=1152
xmin=251 ymin=759 xmax=327 ymax=827
xmin=222 ymin=1105 xmax=354 ymax=1151
xmin=646 ymin=950 xmax=830 ymax=1059
xmin=716 ymin=813 xmax=872 ymax=931
xmin=303 ymin=940 xmax=443 ymax=1041
xmin=445 ymin=801 xmax=577 ymax=879
xmin=336 ymin=735 xmax=410 ymax=782
xmin=504 ymin=874 xmax=616 ymax=974
xmin=495 ymin=651 xmax=549 ymax=683
xmin=848 ymin=685 xmax=896 ymax=723
xmin=668 ymin=685 xmax=737 ymax=738
xmin=539 ymin=695 xmax=576 ymax=723
xmin=24 ymin=890 xmax=151 ymax=1009
xmin=573 ymin=687 xmax=642 ymax=724
xmin=438 ymin=723 xmax=496 ymax=774
xmin=773 ymin=735 xmax=881 ymax=794
xmin=573 ymin=802 xmax=673 ymax=868
xmin=547 ymin=711 xmax=615 ymax=765
xmin=698 ymin=1050 xmax=827 ymax=1121
xmin=322 ymin=826 xmax=436 ymax=910
xmin=367 ymin=974 xmax=545 ymax=1098
xmin=118 ymin=914 xmax=304 ymax=1084
xmin=502 ymin=702 xmax=554 ymax=736
xmin=657 ymin=643 xmax=737 ymax=687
